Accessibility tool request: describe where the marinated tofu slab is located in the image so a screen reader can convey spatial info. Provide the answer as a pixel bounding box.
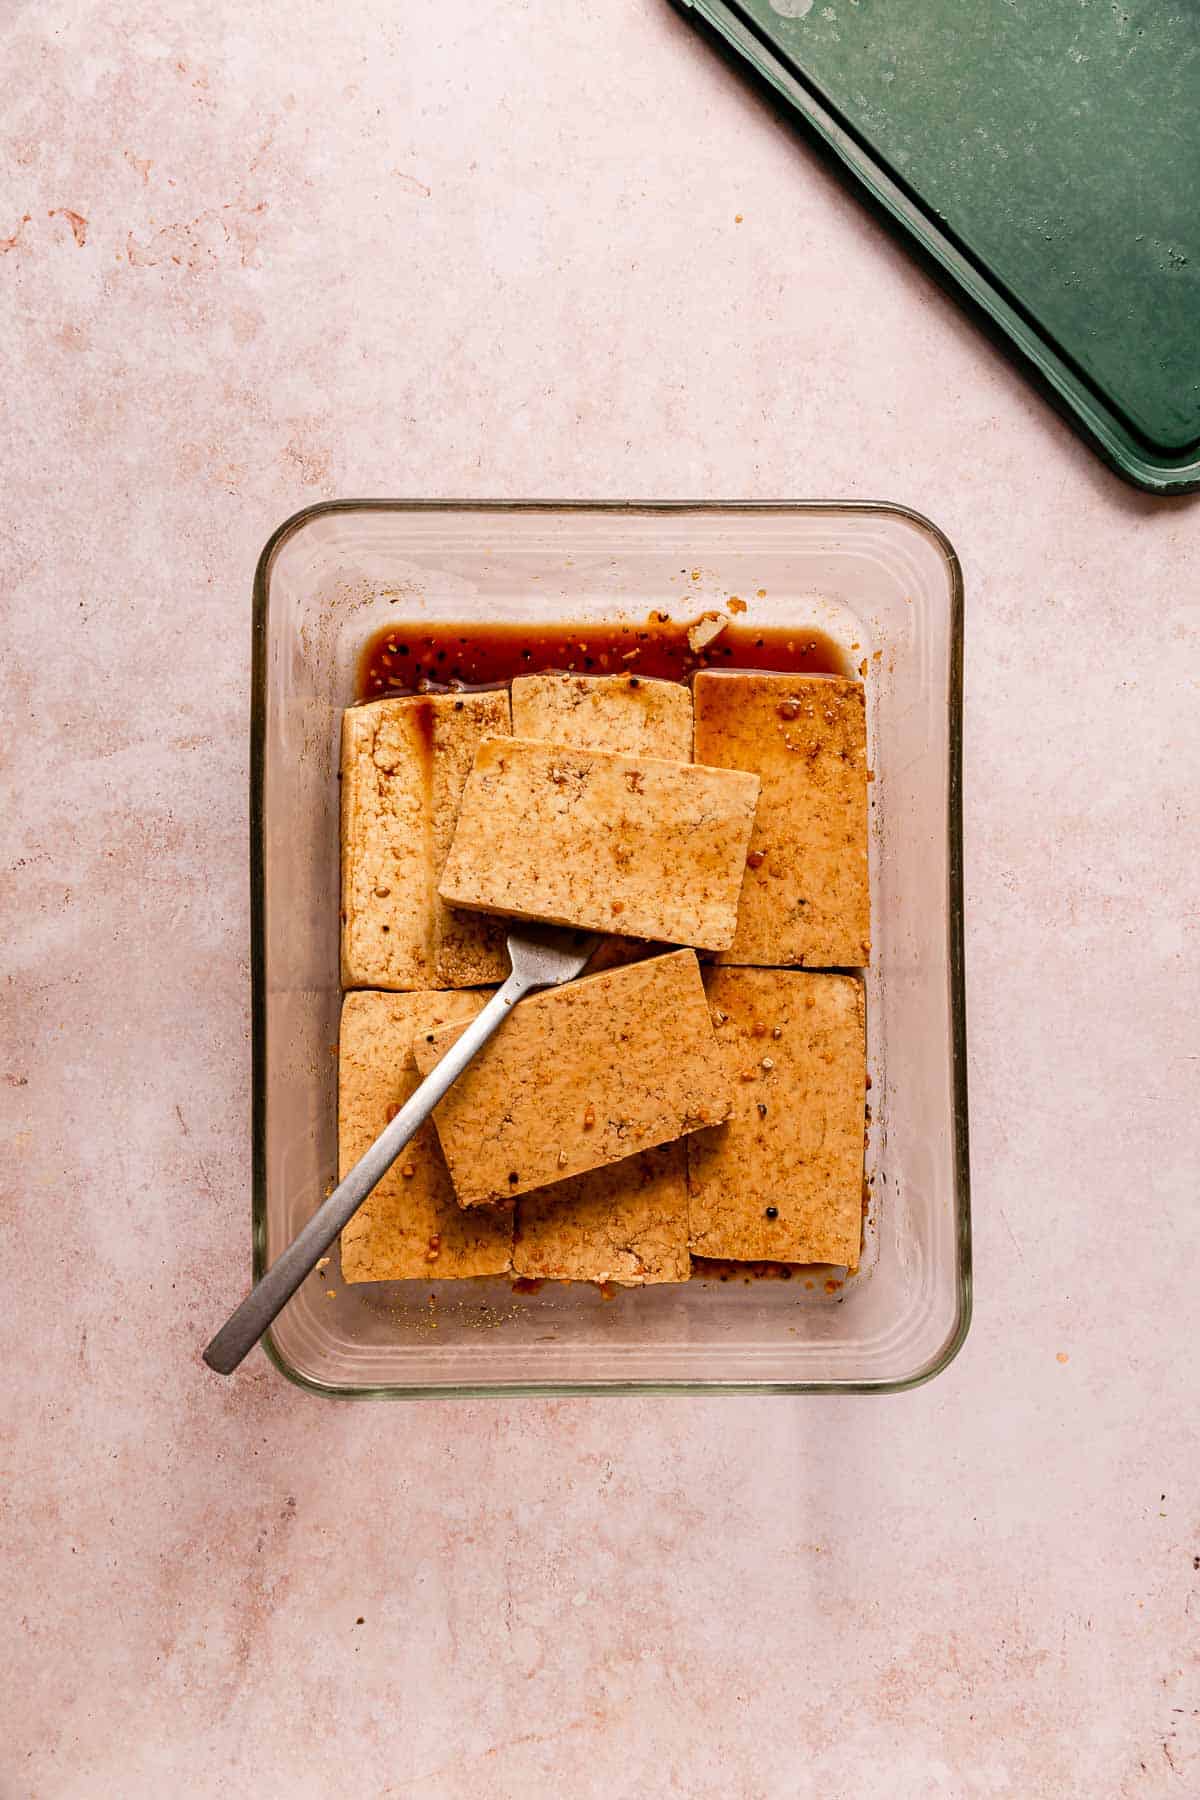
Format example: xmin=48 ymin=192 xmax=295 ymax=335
xmin=438 ymin=736 xmax=759 ymax=949
xmin=687 ymin=968 xmax=866 ymax=1268
xmin=514 ymin=1143 xmax=690 ymax=1285
xmin=511 ymin=672 xmax=693 ymax=760
xmin=340 ymin=692 xmax=512 ymax=991
xmin=338 ymin=990 xmax=513 ymax=1281
xmin=693 ymin=672 xmax=869 ymax=968
xmin=412 ymin=950 xmax=731 ymax=1206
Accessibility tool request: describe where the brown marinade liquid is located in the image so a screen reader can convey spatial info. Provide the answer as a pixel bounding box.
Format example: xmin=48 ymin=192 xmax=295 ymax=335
xmin=357 ymin=615 xmax=850 ymax=700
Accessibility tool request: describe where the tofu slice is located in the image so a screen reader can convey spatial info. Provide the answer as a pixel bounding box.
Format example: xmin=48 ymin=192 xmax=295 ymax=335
xmin=412 ymin=949 xmax=731 ymax=1206
xmin=338 ymin=990 xmax=513 ymax=1281
xmin=687 ymin=968 xmax=865 ymax=1268
xmin=514 ymin=1143 xmax=690 ymax=1286
xmin=511 ymin=672 xmax=693 ymax=760
xmin=340 ymin=692 xmax=511 ymax=990
xmin=693 ymin=672 xmax=869 ymax=968
xmin=438 ymin=737 xmax=759 ymax=949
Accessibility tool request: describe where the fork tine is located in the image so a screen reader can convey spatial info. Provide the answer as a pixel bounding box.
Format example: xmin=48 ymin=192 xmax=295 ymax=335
xmin=505 ymin=924 xmax=600 ymax=989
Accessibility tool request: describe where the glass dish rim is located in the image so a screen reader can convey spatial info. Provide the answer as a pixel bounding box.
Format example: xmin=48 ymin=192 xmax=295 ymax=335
xmin=249 ymin=498 xmax=972 ymax=1399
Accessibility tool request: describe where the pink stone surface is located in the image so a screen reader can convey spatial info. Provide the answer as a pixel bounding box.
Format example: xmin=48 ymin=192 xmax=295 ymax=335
xmin=3 ymin=2 xmax=1197 ymax=1794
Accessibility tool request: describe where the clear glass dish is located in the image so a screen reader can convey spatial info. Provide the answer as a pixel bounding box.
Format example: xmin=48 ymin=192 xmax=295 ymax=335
xmin=251 ymin=501 xmax=970 ymax=1396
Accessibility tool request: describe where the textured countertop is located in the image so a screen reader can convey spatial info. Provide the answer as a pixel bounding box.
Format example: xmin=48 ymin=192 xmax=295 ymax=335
xmin=4 ymin=3 xmax=1196 ymax=1795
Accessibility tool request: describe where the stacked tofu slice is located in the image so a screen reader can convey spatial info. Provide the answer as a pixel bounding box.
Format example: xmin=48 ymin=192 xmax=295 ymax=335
xmin=338 ymin=666 xmax=869 ymax=1286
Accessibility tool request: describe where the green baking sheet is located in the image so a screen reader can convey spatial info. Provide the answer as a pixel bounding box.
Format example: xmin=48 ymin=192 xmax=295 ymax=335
xmin=675 ymin=0 xmax=1200 ymax=492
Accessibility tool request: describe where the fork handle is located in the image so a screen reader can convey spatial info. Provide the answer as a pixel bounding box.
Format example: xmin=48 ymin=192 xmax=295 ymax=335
xmin=202 ymin=974 xmax=527 ymax=1375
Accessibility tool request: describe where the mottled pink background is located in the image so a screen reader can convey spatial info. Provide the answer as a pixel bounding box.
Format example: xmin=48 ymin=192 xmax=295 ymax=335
xmin=3 ymin=2 xmax=1196 ymax=1795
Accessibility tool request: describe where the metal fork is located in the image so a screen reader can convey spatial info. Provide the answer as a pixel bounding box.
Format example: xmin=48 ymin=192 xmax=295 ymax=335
xmin=202 ymin=923 xmax=598 ymax=1375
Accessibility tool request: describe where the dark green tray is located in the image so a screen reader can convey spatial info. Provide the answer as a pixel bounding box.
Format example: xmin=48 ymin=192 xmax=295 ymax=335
xmin=675 ymin=0 xmax=1200 ymax=493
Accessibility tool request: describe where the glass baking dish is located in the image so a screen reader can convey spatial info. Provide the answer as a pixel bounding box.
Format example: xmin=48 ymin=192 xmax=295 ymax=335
xmin=251 ymin=501 xmax=970 ymax=1396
